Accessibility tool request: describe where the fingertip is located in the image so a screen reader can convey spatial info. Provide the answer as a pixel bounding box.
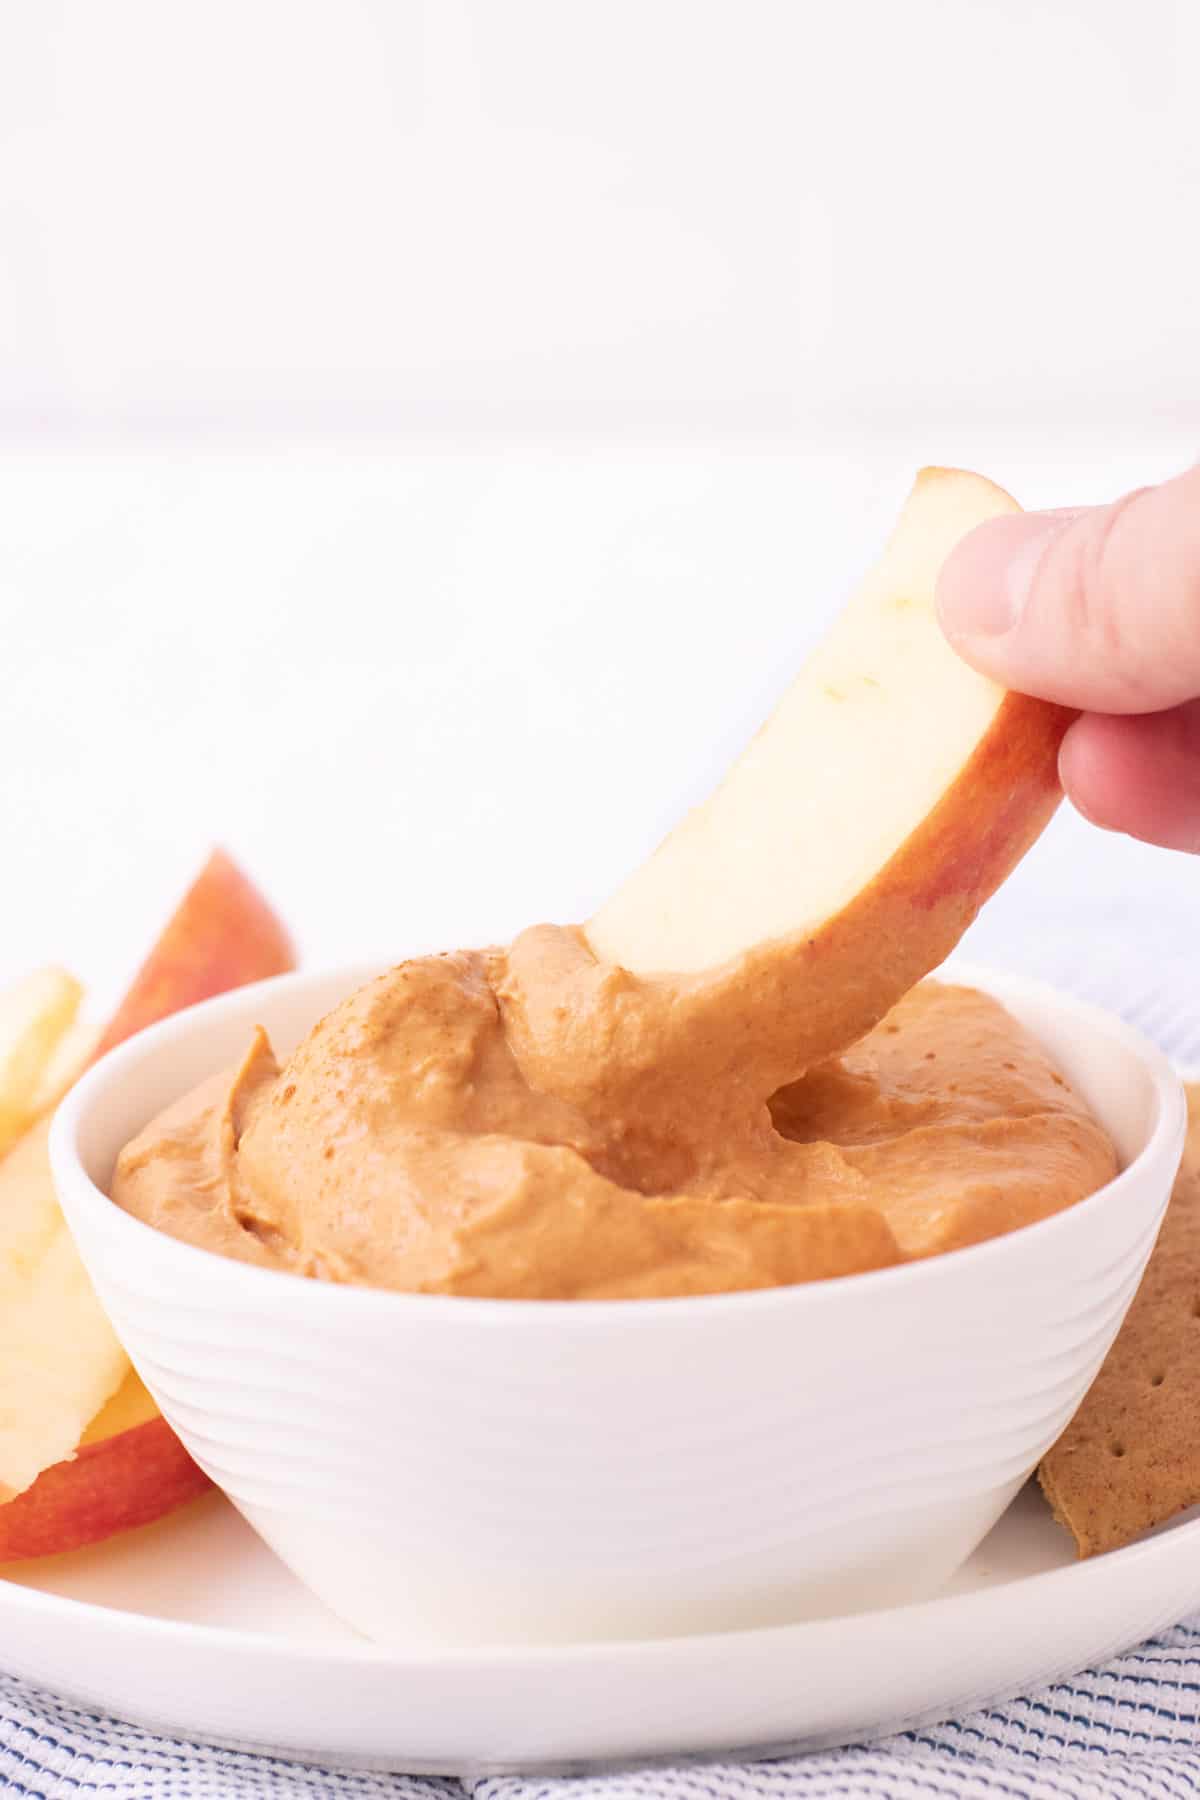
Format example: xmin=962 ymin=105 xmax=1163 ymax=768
xmin=935 ymin=515 xmax=1039 ymax=647
xmin=1058 ymin=715 xmax=1126 ymax=835
xmin=1059 ymin=707 xmax=1200 ymax=853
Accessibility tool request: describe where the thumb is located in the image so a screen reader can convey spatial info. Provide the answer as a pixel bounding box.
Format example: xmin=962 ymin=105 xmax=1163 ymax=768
xmin=936 ymin=465 xmax=1200 ymax=714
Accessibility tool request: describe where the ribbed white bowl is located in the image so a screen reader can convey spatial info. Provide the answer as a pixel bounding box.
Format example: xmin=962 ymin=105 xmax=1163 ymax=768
xmin=50 ymin=959 xmax=1185 ymax=1648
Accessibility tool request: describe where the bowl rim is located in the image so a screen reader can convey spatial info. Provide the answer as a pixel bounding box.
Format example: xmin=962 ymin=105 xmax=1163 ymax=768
xmin=49 ymin=955 xmax=1187 ymax=1328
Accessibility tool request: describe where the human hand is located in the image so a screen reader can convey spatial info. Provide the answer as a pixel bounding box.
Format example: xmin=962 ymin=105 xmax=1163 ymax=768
xmin=936 ymin=465 xmax=1200 ymax=851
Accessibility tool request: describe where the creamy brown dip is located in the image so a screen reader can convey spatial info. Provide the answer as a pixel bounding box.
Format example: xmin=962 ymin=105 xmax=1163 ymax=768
xmin=111 ymin=925 xmax=1117 ymax=1297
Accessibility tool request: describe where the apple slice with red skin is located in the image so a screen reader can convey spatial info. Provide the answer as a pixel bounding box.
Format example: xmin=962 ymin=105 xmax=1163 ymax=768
xmin=0 ymin=1374 xmax=211 ymax=1561
xmin=91 ymin=848 xmax=297 ymax=1063
xmin=1 ymin=850 xmax=295 ymax=1560
xmin=587 ymin=468 xmax=1073 ymax=1073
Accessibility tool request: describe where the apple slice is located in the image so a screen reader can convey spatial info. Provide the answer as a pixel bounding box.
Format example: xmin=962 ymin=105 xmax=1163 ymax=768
xmin=0 ymin=1117 xmax=133 ymax=1501
xmin=24 ymin=1017 xmax=101 ymax=1121
xmin=0 ymin=849 xmax=295 ymax=1552
xmin=92 ymin=848 xmax=296 ymax=1062
xmin=0 ymin=1374 xmax=209 ymax=1562
xmin=0 ymin=968 xmax=83 ymax=1159
xmin=586 ymin=468 xmax=1072 ymax=1065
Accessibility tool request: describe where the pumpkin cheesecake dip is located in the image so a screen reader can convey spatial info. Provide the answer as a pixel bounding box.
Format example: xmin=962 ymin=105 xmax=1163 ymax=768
xmin=111 ymin=932 xmax=1116 ymax=1299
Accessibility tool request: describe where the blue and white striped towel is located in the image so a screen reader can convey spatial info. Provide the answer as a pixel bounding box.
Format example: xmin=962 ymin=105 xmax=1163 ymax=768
xmin=6 ymin=1627 xmax=1200 ymax=1800
xmin=5 ymin=898 xmax=1200 ymax=1798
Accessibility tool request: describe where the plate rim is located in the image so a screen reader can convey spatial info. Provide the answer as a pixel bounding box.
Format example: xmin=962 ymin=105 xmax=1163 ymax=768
xmin=4 ymin=1496 xmax=1200 ymax=1775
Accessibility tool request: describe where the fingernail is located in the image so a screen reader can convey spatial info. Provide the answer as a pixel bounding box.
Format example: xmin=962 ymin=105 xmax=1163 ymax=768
xmin=938 ymin=508 xmax=1087 ymax=640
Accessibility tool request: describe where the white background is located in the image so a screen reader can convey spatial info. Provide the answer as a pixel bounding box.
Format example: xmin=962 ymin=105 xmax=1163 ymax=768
xmin=2 ymin=0 xmax=1198 ymax=437
xmin=1 ymin=3 xmax=1198 ymax=1042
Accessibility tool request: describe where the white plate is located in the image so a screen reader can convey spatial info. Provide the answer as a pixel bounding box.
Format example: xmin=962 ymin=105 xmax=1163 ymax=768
xmin=3 ymin=1481 xmax=1200 ymax=1776
xmin=7 ymin=1060 xmax=1195 ymax=1775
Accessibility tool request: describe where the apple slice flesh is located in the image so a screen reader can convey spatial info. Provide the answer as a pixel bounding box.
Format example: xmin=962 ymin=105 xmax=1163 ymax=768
xmin=0 ymin=968 xmax=83 ymax=1159
xmin=587 ymin=470 xmax=1072 ymax=1052
xmin=79 ymin=1368 xmax=160 ymax=1442
xmin=0 ymin=1118 xmax=132 ymax=1501
xmin=24 ymin=1017 xmax=101 ymax=1121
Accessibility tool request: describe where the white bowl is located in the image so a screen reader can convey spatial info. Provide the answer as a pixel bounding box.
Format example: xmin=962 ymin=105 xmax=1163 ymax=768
xmin=50 ymin=958 xmax=1185 ymax=1648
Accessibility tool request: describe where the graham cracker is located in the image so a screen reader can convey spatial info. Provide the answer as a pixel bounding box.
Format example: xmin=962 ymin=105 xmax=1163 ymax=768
xmin=1039 ymin=1082 xmax=1200 ymax=1557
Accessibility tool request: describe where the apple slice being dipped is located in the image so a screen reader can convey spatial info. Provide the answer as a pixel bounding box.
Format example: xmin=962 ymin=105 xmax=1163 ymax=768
xmin=586 ymin=468 xmax=1072 ymax=1067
